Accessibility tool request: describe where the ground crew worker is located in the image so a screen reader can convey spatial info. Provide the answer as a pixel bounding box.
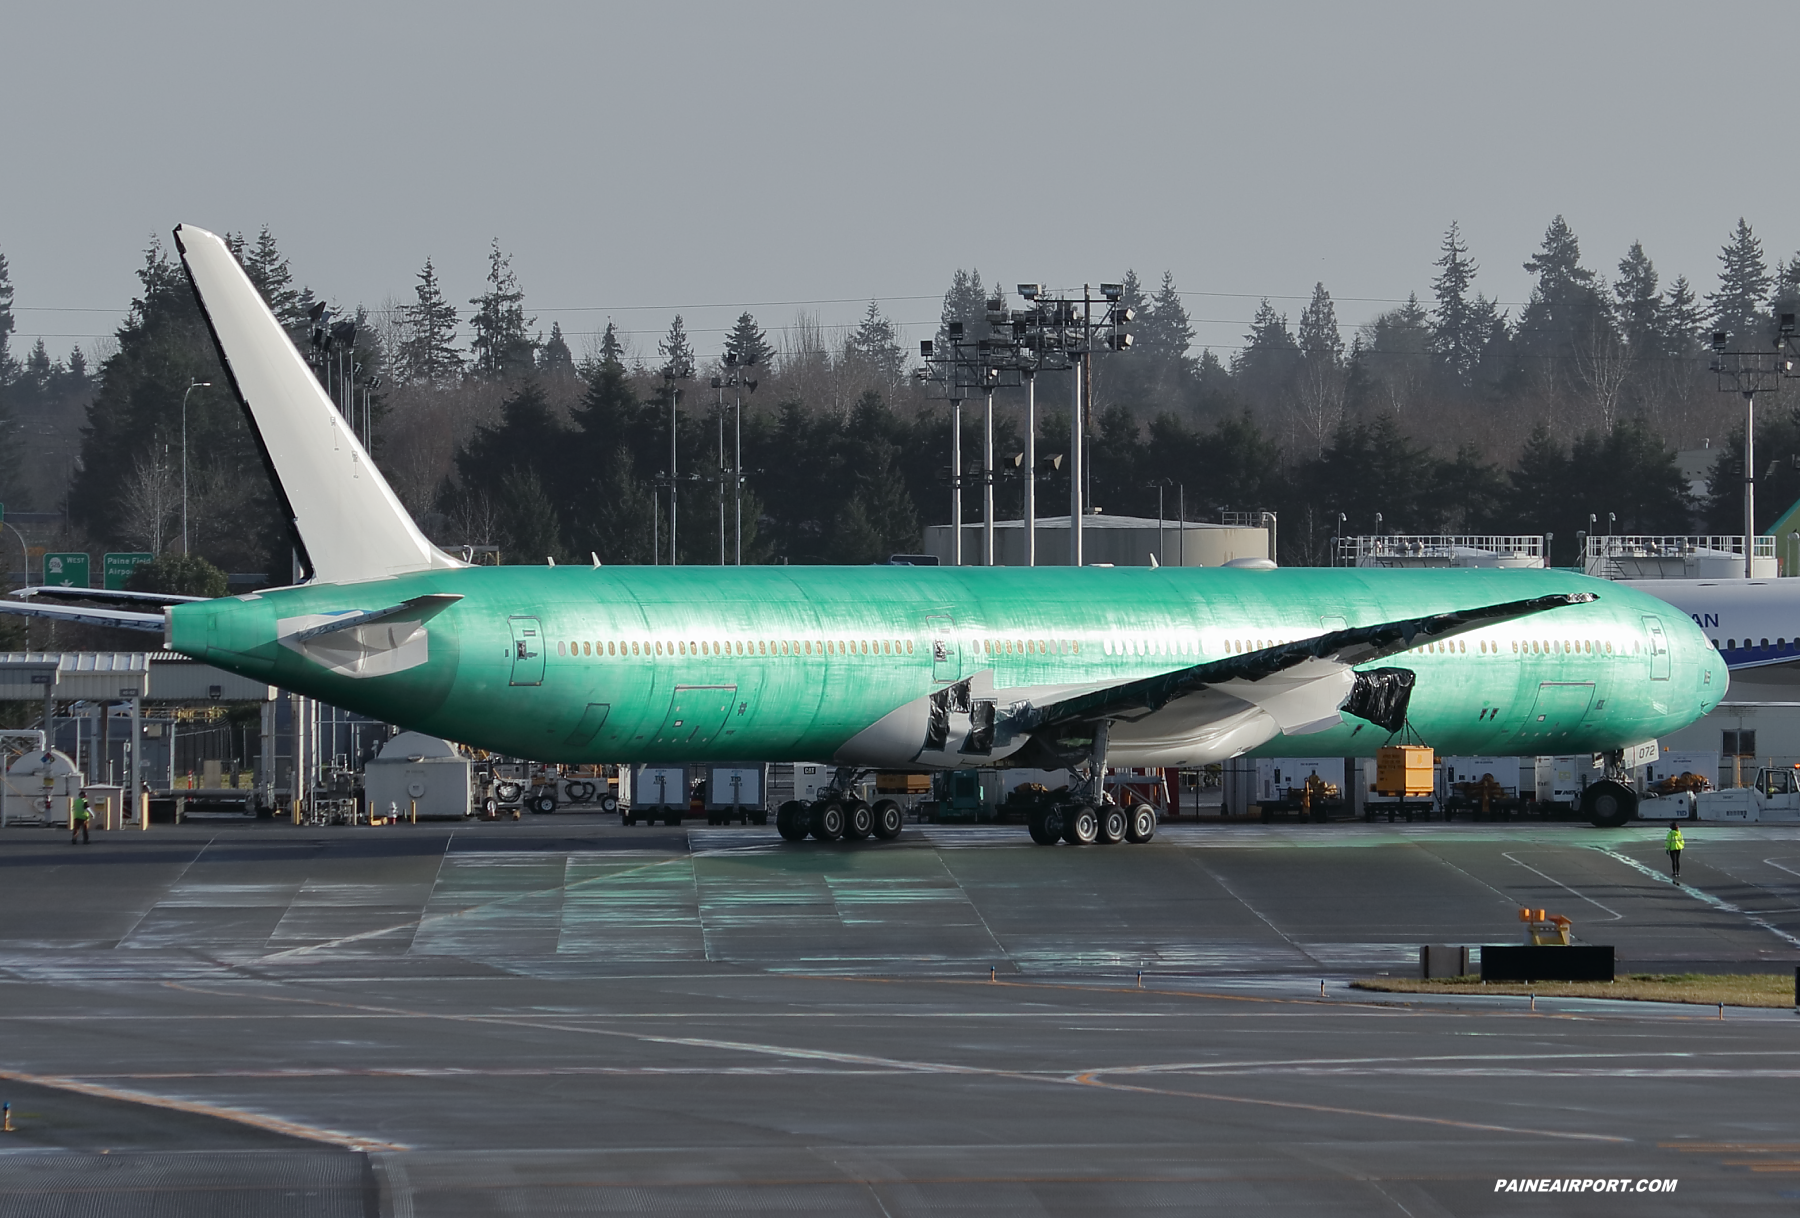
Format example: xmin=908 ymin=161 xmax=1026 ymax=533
xmin=1665 ymin=822 xmax=1685 ymax=880
xmin=71 ymin=792 xmax=92 ymax=845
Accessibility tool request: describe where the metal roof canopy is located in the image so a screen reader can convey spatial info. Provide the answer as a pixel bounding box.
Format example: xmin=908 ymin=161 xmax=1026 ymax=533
xmin=0 ymin=652 xmax=274 ymax=703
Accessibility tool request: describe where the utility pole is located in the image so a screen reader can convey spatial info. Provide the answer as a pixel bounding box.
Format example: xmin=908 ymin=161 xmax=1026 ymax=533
xmin=180 ymin=379 xmax=211 ymax=555
xmin=1023 ymin=365 xmax=1037 ymax=566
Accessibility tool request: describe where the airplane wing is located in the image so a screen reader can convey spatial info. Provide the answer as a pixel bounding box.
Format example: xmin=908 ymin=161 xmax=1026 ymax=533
xmin=1024 ymin=591 xmax=1596 ymax=734
xmin=843 ymin=590 xmax=1597 ymax=770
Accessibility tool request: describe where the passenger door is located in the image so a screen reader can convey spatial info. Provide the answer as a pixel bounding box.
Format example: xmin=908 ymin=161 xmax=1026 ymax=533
xmin=508 ymin=616 xmax=544 ymax=686
xmin=927 ymin=613 xmax=960 ymax=683
xmin=1642 ymin=615 xmax=1671 ymax=681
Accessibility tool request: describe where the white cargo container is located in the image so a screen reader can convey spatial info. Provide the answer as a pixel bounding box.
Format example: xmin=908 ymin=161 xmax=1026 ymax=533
xmin=1535 ymin=755 xmax=1597 ymax=805
xmin=1 ymin=746 xmax=80 ymax=826
xmin=1438 ymin=757 xmax=1523 ymax=797
xmin=364 ymin=732 xmax=471 ymax=820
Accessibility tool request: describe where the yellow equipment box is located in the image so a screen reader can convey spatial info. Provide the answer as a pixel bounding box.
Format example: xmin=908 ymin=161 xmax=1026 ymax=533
xmin=1376 ymin=746 xmax=1435 ymax=797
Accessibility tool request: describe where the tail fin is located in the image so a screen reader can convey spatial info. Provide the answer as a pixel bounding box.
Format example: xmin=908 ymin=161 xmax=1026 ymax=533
xmin=173 ymin=224 xmax=461 ymax=585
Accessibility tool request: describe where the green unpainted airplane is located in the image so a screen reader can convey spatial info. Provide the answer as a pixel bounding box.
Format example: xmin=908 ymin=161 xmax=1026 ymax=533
xmin=4 ymin=225 xmax=1726 ymax=844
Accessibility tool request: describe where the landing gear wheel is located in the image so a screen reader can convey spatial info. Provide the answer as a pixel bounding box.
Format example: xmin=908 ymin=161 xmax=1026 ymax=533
xmin=872 ymin=799 xmax=904 ymax=840
xmin=811 ymin=800 xmax=846 ymax=841
xmin=1125 ymin=803 xmax=1157 ymax=843
xmin=1032 ymin=805 xmax=1067 ymax=845
xmin=1581 ymin=780 xmax=1637 ymax=828
xmin=1098 ymin=805 xmax=1127 ymax=844
xmin=845 ymin=801 xmax=874 ymax=839
xmin=775 ymin=800 xmax=809 ymax=841
xmin=1063 ymin=803 xmax=1100 ymax=846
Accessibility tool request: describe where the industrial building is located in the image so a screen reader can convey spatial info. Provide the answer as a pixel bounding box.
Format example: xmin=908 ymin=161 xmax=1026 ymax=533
xmin=923 ymin=513 xmax=1271 ymax=568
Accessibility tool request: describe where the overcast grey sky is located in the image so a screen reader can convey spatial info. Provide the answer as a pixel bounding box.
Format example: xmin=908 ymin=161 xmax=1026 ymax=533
xmin=5 ymin=1 xmax=1798 ymax=365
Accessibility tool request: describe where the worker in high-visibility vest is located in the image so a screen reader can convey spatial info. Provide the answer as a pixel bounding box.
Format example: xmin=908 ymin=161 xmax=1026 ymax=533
xmin=70 ymin=793 xmax=91 ymax=846
xmin=1665 ymin=823 xmax=1685 ymax=881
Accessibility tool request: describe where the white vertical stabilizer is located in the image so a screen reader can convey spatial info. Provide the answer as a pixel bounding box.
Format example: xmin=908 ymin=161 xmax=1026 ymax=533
xmin=174 ymin=224 xmax=461 ymax=585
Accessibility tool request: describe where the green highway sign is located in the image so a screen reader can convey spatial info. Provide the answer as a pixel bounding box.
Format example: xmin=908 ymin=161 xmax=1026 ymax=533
xmin=42 ymin=552 xmax=90 ymax=588
xmin=104 ymin=552 xmax=153 ymax=590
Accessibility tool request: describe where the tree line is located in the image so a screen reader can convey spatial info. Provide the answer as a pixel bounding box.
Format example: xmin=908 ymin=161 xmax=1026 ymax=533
xmin=2 ymin=214 xmax=1798 ymax=577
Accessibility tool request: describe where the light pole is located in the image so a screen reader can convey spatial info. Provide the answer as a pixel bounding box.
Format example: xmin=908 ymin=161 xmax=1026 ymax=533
xmin=180 ymin=380 xmax=211 ymax=555
xmin=1711 ymin=321 xmax=1796 ymax=577
xmin=1145 ymin=478 xmax=1171 ymax=566
xmin=712 ymin=353 xmax=758 ymax=564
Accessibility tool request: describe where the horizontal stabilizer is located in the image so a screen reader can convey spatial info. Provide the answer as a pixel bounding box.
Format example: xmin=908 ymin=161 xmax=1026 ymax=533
xmin=0 ymin=600 xmax=165 ymax=633
xmin=174 ymin=224 xmax=462 ymax=585
xmin=278 ymin=593 xmax=462 ymax=646
xmin=9 ymin=585 xmax=207 ymax=605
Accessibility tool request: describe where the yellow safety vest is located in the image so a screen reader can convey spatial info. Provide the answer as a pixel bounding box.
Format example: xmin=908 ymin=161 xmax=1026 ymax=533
xmin=73 ymin=798 xmax=91 ymax=822
xmin=1665 ymin=827 xmax=1684 ymax=852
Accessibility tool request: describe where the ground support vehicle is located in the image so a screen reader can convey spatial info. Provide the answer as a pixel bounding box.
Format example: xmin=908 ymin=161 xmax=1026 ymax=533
xmin=624 ymin=764 xmax=686 ymax=826
xmin=1695 ymin=766 xmax=1800 ymax=823
xmin=704 ymin=763 xmax=768 ymax=825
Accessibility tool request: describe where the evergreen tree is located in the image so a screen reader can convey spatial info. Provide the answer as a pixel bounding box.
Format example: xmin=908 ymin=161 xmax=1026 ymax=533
xmin=1430 ymin=222 xmax=1482 ymax=382
xmin=658 ymin=314 xmax=695 ymax=377
xmin=1612 ymin=240 xmax=1662 ymax=353
xmin=1231 ymin=300 xmax=1301 ymax=416
xmin=0 ymin=252 xmax=17 ymax=505
xmin=396 ymin=258 xmax=462 ymax=386
xmin=538 ymin=321 xmax=574 ymax=375
xmin=0 ymin=251 xmax=16 ymax=386
xmin=938 ymin=268 xmax=993 ymax=344
xmin=844 ymin=300 xmax=904 ymax=383
xmin=1295 ymin=283 xmax=1346 ymax=453
xmin=1708 ymin=218 xmax=1772 ymax=343
xmin=722 ymin=311 xmax=774 ymax=369
xmin=124 ymin=552 xmax=228 ymax=598
xmin=1353 ymin=295 xmax=1433 ymax=415
xmin=1138 ymin=271 xmax=1195 ymax=365
xmin=1661 ymin=275 xmax=1705 ymax=353
xmin=1515 ymin=215 xmax=1612 ymax=384
xmin=232 ymin=226 xmax=306 ymax=329
xmin=468 ymin=240 xmax=536 ymax=378
xmin=1297 ymin=282 xmax=1344 ymax=363
xmin=598 ymin=320 xmax=625 ymax=368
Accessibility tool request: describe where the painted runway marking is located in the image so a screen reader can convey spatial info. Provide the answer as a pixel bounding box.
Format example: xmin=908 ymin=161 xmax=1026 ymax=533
xmin=0 ymin=1066 xmax=408 ymax=1151
xmin=1596 ymin=847 xmax=1800 ymax=950
xmin=1502 ymin=851 xmax=1623 ymax=920
xmin=151 ymin=980 xmax=1635 ymax=1145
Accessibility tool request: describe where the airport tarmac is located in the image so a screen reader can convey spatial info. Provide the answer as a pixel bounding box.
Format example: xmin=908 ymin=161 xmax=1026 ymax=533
xmin=1 ymin=816 xmax=1797 ymax=1215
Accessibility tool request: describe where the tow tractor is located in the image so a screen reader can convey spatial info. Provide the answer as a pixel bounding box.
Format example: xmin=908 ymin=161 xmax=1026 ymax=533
xmin=1694 ymin=766 xmax=1800 ymax=823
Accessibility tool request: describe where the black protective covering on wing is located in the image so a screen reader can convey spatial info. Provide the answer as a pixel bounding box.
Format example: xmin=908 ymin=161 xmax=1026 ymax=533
xmin=1020 ymin=591 xmax=1597 ymax=732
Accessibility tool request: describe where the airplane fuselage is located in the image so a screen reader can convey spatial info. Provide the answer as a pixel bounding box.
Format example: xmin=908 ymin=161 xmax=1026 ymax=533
xmin=170 ymin=563 xmax=1725 ymax=767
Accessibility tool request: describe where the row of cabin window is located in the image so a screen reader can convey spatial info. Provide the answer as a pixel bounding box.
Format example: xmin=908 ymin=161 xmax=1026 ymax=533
xmin=558 ymin=638 xmax=917 ymax=659
xmin=1714 ymin=637 xmax=1791 ymax=651
xmin=1410 ymin=638 xmax=1629 ymax=656
xmin=985 ymin=638 xmax=1080 ymax=655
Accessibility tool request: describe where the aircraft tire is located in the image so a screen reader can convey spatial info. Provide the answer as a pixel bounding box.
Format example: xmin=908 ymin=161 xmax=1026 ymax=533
xmin=1063 ymin=803 xmax=1101 ymax=846
xmin=1126 ymin=803 xmax=1157 ymax=843
xmin=1033 ymin=805 xmax=1067 ymax=845
xmin=1098 ymin=805 xmax=1127 ymax=844
xmin=775 ymin=801 xmax=808 ymax=841
xmin=845 ymin=801 xmax=874 ymax=839
xmin=1581 ymin=781 xmax=1637 ymax=828
xmin=812 ymin=800 xmax=846 ymax=841
xmin=872 ymin=799 xmax=904 ymax=839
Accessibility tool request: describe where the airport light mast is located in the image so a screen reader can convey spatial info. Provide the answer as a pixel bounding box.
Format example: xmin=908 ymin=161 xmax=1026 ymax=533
xmin=1710 ymin=313 xmax=1796 ymax=577
xmin=711 ymin=351 xmax=758 ymax=565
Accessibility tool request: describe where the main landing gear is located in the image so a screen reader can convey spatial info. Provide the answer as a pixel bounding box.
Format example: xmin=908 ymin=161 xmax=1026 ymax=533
xmin=775 ymin=795 xmax=904 ymax=843
xmin=1026 ymin=719 xmax=1157 ymax=847
xmin=773 ymin=767 xmax=903 ymax=844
